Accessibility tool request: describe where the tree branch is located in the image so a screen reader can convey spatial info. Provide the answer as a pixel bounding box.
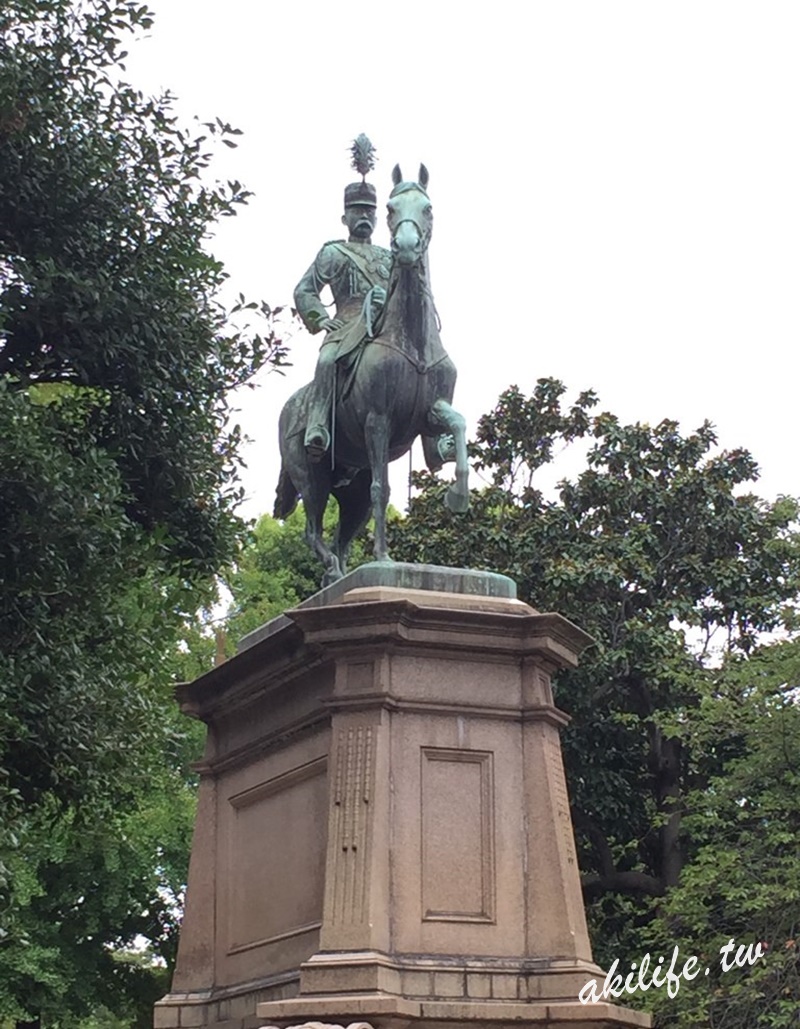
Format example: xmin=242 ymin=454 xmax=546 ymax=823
xmin=572 ymin=807 xmax=616 ymax=878
xmin=573 ymin=807 xmax=667 ymax=900
xmin=581 ymin=870 xmax=665 ymax=901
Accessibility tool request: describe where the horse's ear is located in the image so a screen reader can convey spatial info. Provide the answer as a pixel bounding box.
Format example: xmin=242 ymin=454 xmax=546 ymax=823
xmin=392 ymin=164 xmax=403 ymax=186
xmin=419 ymin=163 xmax=429 ymax=190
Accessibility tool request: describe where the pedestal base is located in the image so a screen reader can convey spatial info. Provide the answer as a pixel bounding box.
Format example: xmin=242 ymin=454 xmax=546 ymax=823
xmin=155 ymin=565 xmax=649 ymax=1029
xmin=257 ymin=995 xmax=651 ymax=1029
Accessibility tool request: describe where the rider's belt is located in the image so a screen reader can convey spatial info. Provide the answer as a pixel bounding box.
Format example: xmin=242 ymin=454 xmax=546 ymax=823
xmin=334 ymin=299 xmax=363 ymax=321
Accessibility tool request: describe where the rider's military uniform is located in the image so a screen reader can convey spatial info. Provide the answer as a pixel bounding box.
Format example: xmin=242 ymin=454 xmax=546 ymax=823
xmin=294 ymin=240 xmax=391 ymax=341
xmin=293 ymin=172 xmax=391 ymax=456
xmin=294 ymin=164 xmax=452 ymax=472
xmin=294 ymin=238 xmax=391 ymax=456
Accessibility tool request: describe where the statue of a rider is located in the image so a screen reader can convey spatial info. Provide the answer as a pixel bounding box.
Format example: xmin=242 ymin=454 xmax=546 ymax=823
xmin=294 ymin=135 xmax=453 ymax=471
xmin=294 ymin=135 xmax=390 ymax=461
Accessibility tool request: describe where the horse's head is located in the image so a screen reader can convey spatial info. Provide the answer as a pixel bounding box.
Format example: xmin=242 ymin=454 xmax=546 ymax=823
xmin=387 ymin=163 xmax=432 ymax=268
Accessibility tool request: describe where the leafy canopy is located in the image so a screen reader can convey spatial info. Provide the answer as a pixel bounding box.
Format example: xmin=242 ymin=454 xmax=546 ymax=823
xmin=0 ymin=1 xmax=287 ymax=1023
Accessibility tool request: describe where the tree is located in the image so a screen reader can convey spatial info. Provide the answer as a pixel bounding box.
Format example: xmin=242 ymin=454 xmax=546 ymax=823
xmin=0 ymin=1 xmax=286 ymax=1022
xmin=1 ymin=739 xmax=197 ymax=1029
xmin=387 ymin=379 xmax=800 ymax=1019
xmin=644 ymin=640 xmax=800 ymax=1028
xmin=0 ymin=0 xmax=287 ymax=574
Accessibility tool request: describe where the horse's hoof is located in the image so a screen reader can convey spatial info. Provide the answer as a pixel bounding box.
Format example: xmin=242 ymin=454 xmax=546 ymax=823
xmin=321 ymin=559 xmax=344 ymax=588
xmin=445 ymin=487 xmax=470 ymax=514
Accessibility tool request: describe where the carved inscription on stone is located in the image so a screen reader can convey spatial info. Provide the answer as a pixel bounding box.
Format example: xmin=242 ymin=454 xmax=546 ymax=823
xmin=543 ymin=732 xmax=577 ymax=867
xmin=329 ymin=725 xmax=374 ymax=926
xmin=537 ymin=669 xmax=554 ymax=705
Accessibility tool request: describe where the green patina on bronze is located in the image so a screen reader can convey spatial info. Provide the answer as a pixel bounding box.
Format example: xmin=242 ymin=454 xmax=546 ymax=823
xmin=275 ymin=139 xmax=469 ymax=585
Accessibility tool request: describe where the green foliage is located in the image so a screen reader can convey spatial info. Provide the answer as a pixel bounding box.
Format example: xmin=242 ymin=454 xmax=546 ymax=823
xmin=1 ymin=767 xmax=194 ymax=1027
xmin=0 ymin=382 xmax=204 ymax=1025
xmin=0 ymin=382 xmax=198 ymax=810
xmin=0 ymin=0 xmax=288 ymax=574
xmin=0 ymin=1 xmax=287 ymax=1022
xmin=644 ymin=641 xmax=800 ymax=1027
xmin=224 ymin=502 xmax=376 ymax=646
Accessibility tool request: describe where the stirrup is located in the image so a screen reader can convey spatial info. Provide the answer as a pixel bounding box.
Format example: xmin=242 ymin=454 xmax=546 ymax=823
xmin=437 ymin=432 xmax=456 ymax=463
xmin=305 ymin=425 xmax=331 ymax=462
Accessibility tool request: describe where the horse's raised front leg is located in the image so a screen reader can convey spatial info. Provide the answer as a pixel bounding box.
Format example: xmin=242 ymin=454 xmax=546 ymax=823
xmin=365 ymin=410 xmax=391 ymax=561
xmin=430 ymin=399 xmax=470 ymax=513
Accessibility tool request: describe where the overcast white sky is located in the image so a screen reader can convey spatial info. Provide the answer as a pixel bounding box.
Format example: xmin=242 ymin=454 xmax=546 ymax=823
xmin=125 ymin=1 xmax=800 ymax=519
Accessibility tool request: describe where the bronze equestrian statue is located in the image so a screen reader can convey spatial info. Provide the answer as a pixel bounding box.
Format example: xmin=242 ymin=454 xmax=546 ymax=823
xmin=293 ymin=135 xmax=392 ymax=461
xmin=275 ymin=140 xmax=468 ymax=584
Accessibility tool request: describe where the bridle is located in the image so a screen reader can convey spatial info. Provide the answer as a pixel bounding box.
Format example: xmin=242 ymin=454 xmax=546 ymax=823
xmin=388 ymin=183 xmax=432 ymax=256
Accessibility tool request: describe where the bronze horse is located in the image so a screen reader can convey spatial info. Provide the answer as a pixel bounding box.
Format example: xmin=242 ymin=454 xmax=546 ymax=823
xmin=274 ymin=164 xmax=469 ymax=584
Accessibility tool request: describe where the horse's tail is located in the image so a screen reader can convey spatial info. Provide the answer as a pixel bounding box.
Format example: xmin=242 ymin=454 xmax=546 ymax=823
xmin=274 ymin=464 xmax=299 ymax=519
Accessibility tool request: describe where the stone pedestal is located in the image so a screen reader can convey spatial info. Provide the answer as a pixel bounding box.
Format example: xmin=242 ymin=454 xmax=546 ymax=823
xmin=155 ymin=564 xmax=648 ymax=1029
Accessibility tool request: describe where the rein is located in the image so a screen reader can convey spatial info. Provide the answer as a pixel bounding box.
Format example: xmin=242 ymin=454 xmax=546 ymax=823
xmin=362 ymin=181 xmax=442 ymax=355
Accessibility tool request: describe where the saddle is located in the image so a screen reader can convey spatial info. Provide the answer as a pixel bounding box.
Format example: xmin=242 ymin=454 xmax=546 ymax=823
xmin=287 ymin=287 xmax=450 ymax=474
xmin=334 ymin=286 xmax=384 ymax=402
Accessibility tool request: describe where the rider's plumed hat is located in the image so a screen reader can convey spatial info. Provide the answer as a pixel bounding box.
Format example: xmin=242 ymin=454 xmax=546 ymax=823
xmin=344 ymin=134 xmax=377 ymax=208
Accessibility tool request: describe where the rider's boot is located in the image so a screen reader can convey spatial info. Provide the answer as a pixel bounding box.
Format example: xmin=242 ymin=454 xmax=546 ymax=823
xmin=304 ymin=355 xmax=335 ymax=462
xmin=421 ymin=432 xmax=456 ymax=472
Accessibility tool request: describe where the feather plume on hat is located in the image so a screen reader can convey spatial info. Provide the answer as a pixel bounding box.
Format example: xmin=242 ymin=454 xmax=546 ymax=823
xmin=350 ymin=133 xmax=376 ymax=181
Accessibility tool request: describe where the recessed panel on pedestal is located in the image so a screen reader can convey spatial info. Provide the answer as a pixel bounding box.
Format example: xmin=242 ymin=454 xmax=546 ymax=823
xmin=421 ymin=747 xmax=495 ymax=923
xmin=226 ymin=757 xmax=327 ymax=953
